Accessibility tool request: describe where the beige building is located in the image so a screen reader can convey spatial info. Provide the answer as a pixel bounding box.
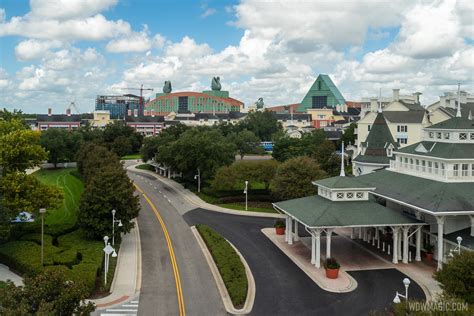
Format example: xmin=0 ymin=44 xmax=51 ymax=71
xmin=92 ymin=110 xmax=111 ymax=128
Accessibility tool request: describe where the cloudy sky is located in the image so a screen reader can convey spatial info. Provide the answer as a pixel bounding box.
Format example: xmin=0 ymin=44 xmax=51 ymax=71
xmin=0 ymin=0 xmax=473 ymax=113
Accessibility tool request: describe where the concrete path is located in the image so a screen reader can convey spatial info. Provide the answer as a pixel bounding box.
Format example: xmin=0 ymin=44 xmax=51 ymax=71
xmin=0 ymin=263 xmax=23 ymax=286
xmin=90 ymin=219 xmax=141 ymax=313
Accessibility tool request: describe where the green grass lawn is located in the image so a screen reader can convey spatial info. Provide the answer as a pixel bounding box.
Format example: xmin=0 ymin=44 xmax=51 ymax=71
xmin=121 ymin=154 xmax=142 ymax=160
xmin=34 ymin=168 xmax=83 ymax=234
xmin=196 ymin=224 xmax=248 ymax=308
xmin=216 ymin=202 xmax=276 ymax=213
xmin=0 ymin=168 xmax=111 ymax=296
xmin=135 ymin=163 xmax=154 ymax=171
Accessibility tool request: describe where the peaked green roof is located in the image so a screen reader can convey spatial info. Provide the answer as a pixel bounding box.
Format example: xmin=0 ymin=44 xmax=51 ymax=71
xmin=354 ymin=112 xmax=398 ymax=165
xmin=313 ymin=176 xmax=375 ymax=189
xmin=396 ymin=141 xmax=474 ymax=159
xmin=426 ymin=116 xmax=474 ymax=130
xmin=319 ymin=75 xmax=346 ymax=105
xmin=274 ymin=195 xmax=421 ymax=228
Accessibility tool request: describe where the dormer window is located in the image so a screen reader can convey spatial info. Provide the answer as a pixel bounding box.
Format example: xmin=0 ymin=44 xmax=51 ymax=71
xmin=387 ymin=148 xmax=393 ymax=157
xmin=460 ymin=133 xmax=467 ymax=140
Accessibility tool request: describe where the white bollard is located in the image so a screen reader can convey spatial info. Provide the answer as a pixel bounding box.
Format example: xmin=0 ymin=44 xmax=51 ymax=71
xmin=388 ymin=245 xmax=391 ymax=255
xmin=382 ymin=242 xmax=385 ymax=252
xmin=409 ymin=251 xmax=412 ymax=262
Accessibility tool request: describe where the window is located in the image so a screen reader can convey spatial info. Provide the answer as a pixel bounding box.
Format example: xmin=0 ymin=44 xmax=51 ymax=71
xmin=387 ymin=148 xmax=393 ymax=157
xmin=397 ymin=125 xmax=408 ymax=133
xmin=356 ymin=192 xmax=364 ymax=199
xmin=368 ymin=125 xmax=371 ymax=131
xmin=462 ymin=164 xmax=469 ymax=176
xmin=422 ymin=160 xmax=426 ymax=172
xmin=441 ymin=163 xmax=445 ymax=176
xmin=397 ymin=138 xmax=408 ymax=144
xmin=312 ymin=96 xmax=327 ymax=108
xmin=346 ymin=192 xmax=354 ymax=199
xmin=336 ymin=193 xmax=344 ymax=199
xmin=415 ymin=159 xmax=420 ymax=171
xmin=318 ymin=115 xmax=326 ymax=119
xmin=318 ymin=80 xmax=322 ymax=90
xmin=429 ymin=132 xmax=434 ymax=139
xmin=453 ymin=164 xmax=459 ymax=177
xmin=437 ymin=132 xmax=442 ymax=139
xmin=404 ymin=157 xmax=408 ymax=164
xmin=459 ymin=133 xmax=467 ymax=140
xmin=472 ymin=164 xmax=474 ymax=177
xmin=444 ymin=132 xmax=450 ymax=140
xmin=428 ymin=161 xmax=432 ymax=173
xmin=410 ymin=158 xmax=414 ymax=169
xmin=434 ymin=162 xmax=439 ymax=175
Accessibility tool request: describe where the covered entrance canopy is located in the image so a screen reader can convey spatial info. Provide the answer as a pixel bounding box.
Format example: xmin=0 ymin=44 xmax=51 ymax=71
xmin=273 ymin=174 xmax=425 ymax=269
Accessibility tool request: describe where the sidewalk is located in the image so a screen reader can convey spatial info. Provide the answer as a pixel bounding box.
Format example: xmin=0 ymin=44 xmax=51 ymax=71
xmin=88 ymin=219 xmax=142 ymax=310
xmin=0 ymin=263 xmax=23 ymax=286
xmin=262 ymin=228 xmax=358 ymax=293
xmin=129 ymin=164 xmax=285 ymax=219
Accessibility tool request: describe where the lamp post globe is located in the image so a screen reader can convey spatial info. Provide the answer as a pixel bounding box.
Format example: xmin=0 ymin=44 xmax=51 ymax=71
xmin=403 ymin=278 xmax=410 ymax=287
xmin=104 ymin=235 xmax=109 ymax=246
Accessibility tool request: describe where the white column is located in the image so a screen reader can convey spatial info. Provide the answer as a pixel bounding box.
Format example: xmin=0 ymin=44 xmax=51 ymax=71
xmin=285 ymin=216 xmax=289 ymax=242
xmin=436 ymin=216 xmax=445 ymax=271
xmin=311 ymin=233 xmax=316 ymax=264
xmin=363 ymin=227 xmax=367 ymax=241
xmin=315 ymin=229 xmax=321 ymax=268
xmin=350 ymin=228 xmax=354 ymax=239
xmin=392 ymin=227 xmax=399 ymax=264
xmin=470 ymin=215 xmax=474 ymax=237
xmin=294 ymin=221 xmax=299 ymax=241
xmin=402 ymin=226 xmax=409 ymax=264
xmin=415 ymin=226 xmax=422 ymax=261
xmin=358 ymin=227 xmax=362 ymax=239
xmin=326 ymin=229 xmax=333 ymax=259
xmin=288 ymin=217 xmax=293 ymax=245
xmin=398 ymin=229 xmax=402 ymax=260
xmin=376 ymin=228 xmax=380 ymax=248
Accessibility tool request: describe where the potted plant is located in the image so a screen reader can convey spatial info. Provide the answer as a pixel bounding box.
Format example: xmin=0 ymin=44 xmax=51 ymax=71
xmin=274 ymin=220 xmax=285 ymax=235
xmin=324 ymin=258 xmax=340 ymax=279
xmin=425 ymin=244 xmax=434 ymax=262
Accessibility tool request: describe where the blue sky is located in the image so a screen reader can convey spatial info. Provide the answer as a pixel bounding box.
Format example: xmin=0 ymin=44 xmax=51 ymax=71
xmin=0 ymin=0 xmax=472 ymax=113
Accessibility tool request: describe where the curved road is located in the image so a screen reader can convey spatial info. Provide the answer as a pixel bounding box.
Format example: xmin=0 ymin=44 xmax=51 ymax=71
xmin=128 ymin=167 xmax=425 ymax=315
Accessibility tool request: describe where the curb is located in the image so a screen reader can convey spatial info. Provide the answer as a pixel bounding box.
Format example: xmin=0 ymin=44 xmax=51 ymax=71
xmin=128 ymin=165 xmax=284 ymax=219
xmin=261 ymin=228 xmax=358 ymax=293
xmin=191 ymin=226 xmax=255 ymax=315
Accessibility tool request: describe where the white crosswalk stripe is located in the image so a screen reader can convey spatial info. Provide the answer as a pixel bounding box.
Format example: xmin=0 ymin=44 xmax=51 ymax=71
xmin=96 ymin=295 xmax=139 ymax=316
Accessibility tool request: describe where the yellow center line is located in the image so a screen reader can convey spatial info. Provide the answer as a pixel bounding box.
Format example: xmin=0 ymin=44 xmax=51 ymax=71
xmin=134 ymin=183 xmax=186 ymax=316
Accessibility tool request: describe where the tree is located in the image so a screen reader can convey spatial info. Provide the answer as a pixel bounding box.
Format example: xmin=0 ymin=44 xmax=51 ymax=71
xmin=434 ymin=251 xmax=474 ymax=304
xmin=339 ymin=123 xmax=356 ymax=146
xmin=169 ymin=128 xmax=236 ymax=180
xmin=211 ymin=165 xmax=238 ymax=191
xmin=76 ymin=143 xmax=119 ymax=183
xmin=78 ymin=161 xmax=140 ymax=239
xmin=312 ymin=140 xmax=340 ymax=176
xmin=40 ymin=129 xmax=70 ymax=167
xmin=229 ymin=129 xmax=261 ymax=159
xmin=111 ymin=136 xmax=133 ymax=157
xmin=237 ymin=110 xmax=282 ymax=141
xmin=0 ymin=268 xmax=95 ymax=315
xmin=103 ymin=121 xmax=143 ymax=154
xmin=270 ymin=156 xmax=326 ymax=200
xmin=272 ymin=129 xmax=327 ymax=162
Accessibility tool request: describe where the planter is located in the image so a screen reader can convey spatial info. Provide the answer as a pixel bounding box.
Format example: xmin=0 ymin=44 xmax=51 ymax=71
xmin=325 ymin=268 xmax=339 ymax=279
xmin=425 ymin=252 xmax=433 ymax=262
xmin=275 ymin=227 xmax=285 ymax=235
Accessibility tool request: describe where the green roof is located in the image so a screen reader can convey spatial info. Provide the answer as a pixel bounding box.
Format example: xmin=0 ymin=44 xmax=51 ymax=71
xmin=319 ymin=75 xmax=346 ymax=105
xmin=355 ymin=170 xmax=474 ymax=213
xmin=274 ymin=195 xmax=421 ymax=227
xmin=426 ymin=116 xmax=474 ymax=130
xmin=396 ymin=141 xmax=474 ymax=159
xmin=399 ymin=100 xmax=425 ymax=111
xmin=383 ymin=111 xmax=425 ymax=123
xmin=313 ymin=176 xmax=375 ymax=189
xmin=354 ymin=112 xmax=398 ymax=165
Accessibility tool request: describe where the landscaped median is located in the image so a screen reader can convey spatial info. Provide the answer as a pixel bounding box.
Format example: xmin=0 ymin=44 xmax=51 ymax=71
xmin=194 ymin=224 xmax=255 ymax=313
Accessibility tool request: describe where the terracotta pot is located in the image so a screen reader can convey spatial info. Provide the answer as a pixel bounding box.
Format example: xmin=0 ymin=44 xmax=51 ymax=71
xmin=275 ymin=227 xmax=285 ymax=235
xmin=425 ymin=252 xmax=433 ymax=262
xmin=325 ymin=268 xmax=339 ymax=279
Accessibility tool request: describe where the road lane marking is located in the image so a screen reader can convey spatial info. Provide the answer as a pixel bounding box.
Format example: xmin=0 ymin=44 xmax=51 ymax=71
xmin=134 ymin=183 xmax=186 ymax=316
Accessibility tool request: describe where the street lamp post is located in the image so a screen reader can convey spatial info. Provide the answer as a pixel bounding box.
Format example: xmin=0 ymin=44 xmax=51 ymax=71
xmin=39 ymin=208 xmax=47 ymax=266
xmin=449 ymin=236 xmax=463 ymax=257
xmin=103 ymin=236 xmax=117 ymax=286
xmin=393 ymin=278 xmax=411 ymax=306
xmin=244 ymin=181 xmax=248 ymax=211
xmin=194 ymin=168 xmax=201 ymax=193
xmin=111 ymin=209 xmax=123 ymax=246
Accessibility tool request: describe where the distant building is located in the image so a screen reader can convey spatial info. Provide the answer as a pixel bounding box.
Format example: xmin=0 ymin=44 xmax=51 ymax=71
xmin=35 ymin=108 xmax=92 ymax=130
xmin=297 ymin=74 xmax=346 ymax=112
xmin=92 ymin=110 xmax=111 ymax=128
xmin=125 ymin=114 xmax=165 ymax=136
xmin=95 ymin=94 xmax=142 ymax=119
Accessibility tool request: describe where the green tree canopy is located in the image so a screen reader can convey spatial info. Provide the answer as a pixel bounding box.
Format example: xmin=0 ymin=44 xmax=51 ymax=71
xmin=103 ymin=121 xmax=143 ymax=155
xmin=272 ymin=129 xmax=327 ymax=162
xmin=434 ymin=251 xmax=474 ymax=304
xmin=0 ymin=268 xmax=95 ymax=315
xmin=312 ymin=140 xmax=340 ymax=177
xmin=228 ymin=129 xmax=261 ymax=159
xmin=237 ymin=110 xmax=282 ymax=141
xmin=339 ymin=123 xmax=356 ymax=146
xmin=270 ymin=156 xmax=326 ymax=201
xmin=40 ymin=128 xmax=80 ymax=167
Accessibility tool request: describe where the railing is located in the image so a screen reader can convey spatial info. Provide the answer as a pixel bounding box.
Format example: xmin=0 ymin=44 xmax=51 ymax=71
xmin=390 ymin=161 xmax=474 ymax=181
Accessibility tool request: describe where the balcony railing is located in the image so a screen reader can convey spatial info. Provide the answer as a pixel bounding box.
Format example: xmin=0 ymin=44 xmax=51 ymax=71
xmin=390 ymin=161 xmax=474 ymax=181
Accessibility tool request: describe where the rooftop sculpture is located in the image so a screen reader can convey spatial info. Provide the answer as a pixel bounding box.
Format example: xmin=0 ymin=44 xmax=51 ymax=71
xmin=211 ymin=77 xmax=221 ymax=91
xmin=163 ymin=81 xmax=172 ymax=93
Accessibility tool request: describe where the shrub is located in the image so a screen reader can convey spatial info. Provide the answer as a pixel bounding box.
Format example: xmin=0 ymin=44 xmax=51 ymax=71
xmin=274 ymin=220 xmax=285 ymax=228
xmin=324 ymin=257 xmax=340 ymax=269
xmin=196 ymin=224 xmax=248 ymax=307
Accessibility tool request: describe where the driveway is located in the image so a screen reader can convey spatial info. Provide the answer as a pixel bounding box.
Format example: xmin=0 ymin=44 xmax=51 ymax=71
xmin=184 ymin=208 xmax=426 ymax=316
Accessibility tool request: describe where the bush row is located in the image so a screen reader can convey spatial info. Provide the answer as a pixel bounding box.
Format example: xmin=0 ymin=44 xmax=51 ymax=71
xmin=196 ymin=224 xmax=248 ymax=308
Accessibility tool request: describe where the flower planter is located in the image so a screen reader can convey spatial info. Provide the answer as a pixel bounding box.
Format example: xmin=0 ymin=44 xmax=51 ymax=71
xmin=275 ymin=227 xmax=285 ymax=235
xmin=325 ymin=268 xmax=339 ymax=279
xmin=425 ymin=252 xmax=433 ymax=262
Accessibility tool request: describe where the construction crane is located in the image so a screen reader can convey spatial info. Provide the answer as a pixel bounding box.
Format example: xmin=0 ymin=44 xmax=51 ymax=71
xmin=66 ymin=101 xmax=80 ymax=114
xmin=118 ymin=84 xmax=154 ymax=116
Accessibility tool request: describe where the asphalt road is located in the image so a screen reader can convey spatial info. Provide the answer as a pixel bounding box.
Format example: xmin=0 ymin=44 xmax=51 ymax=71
xmin=128 ymin=169 xmax=226 ymax=316
xmin=184 ymin=208 xmax=426 ymax=316
xmin=127 ymin=165 xmax=425 ymax=315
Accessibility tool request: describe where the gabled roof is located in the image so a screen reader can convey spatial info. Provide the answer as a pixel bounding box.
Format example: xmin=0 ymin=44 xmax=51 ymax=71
xmin=383 ymin=111 xmax=426 ymax=123
xmin=274 ymin=195 xmax=421 ymax=228
xmin=355 ymin=170 xmax=474 ymax=214
xmin=396 ymin=141 xmax=474 ymax=159
xmin=399 ymin=100 xmax=425 ymax=111
xmin=426 ymin=116 xmax=474 ymax=130
xmin=313 ymin=176 xmax=375 ymax=189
